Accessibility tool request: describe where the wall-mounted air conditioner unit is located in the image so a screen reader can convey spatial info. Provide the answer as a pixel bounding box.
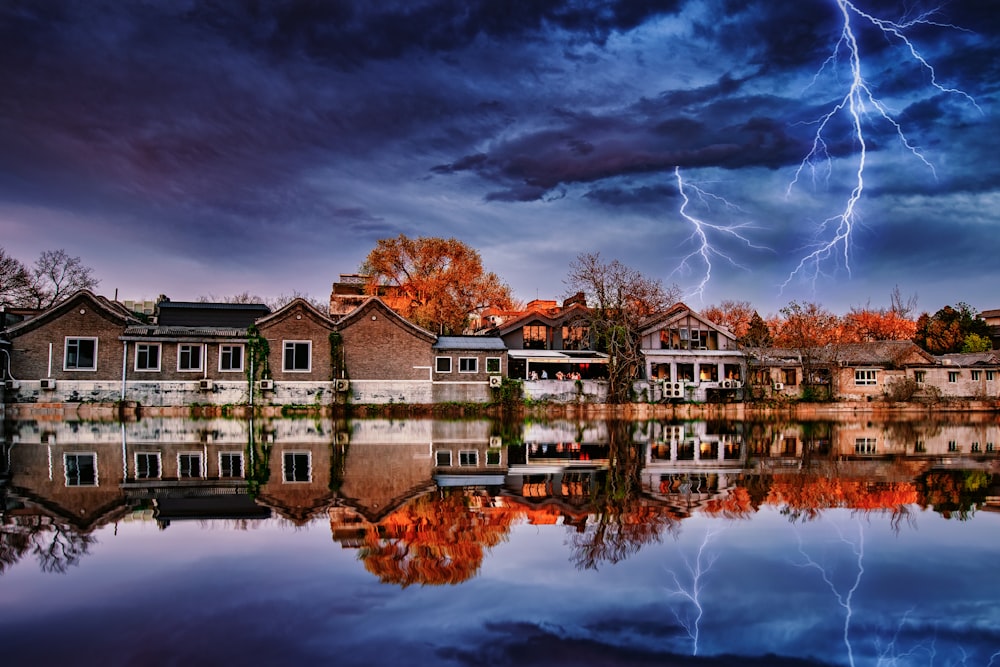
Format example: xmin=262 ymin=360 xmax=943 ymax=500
xmin=773 ymin=382 xmax=784 ymax=390
xmin=40 ymin=378 xmax=56 ymax=390
xmin=335 ymin=431 xmax=350 ymax=446
xmin=258 ymin=379 xmax=274 ymax=390
xmin=335 ymin=379 xmax=350 ymax=392
xmin=199 ymin=379 xmax=214 ymax=391
xmin=721 ymin=379 xmax=733 ymax=389
xmin=489 ymin=436 xmax=502 ymax=447
xmin=4 ymin=379 xmax=20 ymax=390
xmin=489 ymin=375 xmax=502 ymax=388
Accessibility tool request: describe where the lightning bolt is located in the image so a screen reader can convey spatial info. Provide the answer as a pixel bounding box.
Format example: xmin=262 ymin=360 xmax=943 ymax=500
xmin=663 ymin=525 xmax=722 ymax=655
xmin=794 ymin=518 xmax=865 ymax=667
xmin=671 ymin=167 xmax=769 ymax=301
xmin=783 ymin=0 xmax=980 ymax=290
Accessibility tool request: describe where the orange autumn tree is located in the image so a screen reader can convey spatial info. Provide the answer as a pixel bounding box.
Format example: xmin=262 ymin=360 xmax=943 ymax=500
xmin=361 ymin=234 xmax=514 ymax=334
xmin=841 ymin=305 xmax=917 ymax=342
xmin=702 ymin=299 xmax=755 ymax=339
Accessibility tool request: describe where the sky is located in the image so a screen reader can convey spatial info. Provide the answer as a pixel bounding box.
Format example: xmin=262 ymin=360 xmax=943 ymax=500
xmin=1 ymin=0 xmax=998 ymax=316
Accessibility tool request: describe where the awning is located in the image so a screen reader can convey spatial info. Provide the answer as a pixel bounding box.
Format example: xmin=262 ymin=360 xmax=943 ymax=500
xmin=508 ymin=350 xmax=609 ymax=364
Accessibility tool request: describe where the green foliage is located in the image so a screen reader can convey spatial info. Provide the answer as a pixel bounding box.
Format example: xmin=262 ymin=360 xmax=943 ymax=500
xmin=492 ymin=377 xmax=524 ymax=409
xmin=961 ymin=333 xmax=992 ymax=353
xmin=914 ymin=303 xmax=991 ymax=354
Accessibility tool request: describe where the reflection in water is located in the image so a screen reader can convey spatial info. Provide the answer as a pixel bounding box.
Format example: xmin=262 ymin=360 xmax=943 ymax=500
xmin=1 ymin=415 xmax=999 ymax=665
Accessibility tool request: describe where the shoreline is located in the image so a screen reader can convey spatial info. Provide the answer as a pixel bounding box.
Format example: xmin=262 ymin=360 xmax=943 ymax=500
xmin=4 ymin=399 xmax=999 ymax=422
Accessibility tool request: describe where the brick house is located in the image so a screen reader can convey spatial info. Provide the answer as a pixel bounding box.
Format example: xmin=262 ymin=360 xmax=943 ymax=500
xmin=432 ymin=335 xmax=507 ymax=402
xmin=252 ymin=298 xmax=338 ymax=405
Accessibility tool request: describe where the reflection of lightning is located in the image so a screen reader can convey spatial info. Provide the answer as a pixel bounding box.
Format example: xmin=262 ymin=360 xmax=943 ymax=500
xmin=794 ymin=518 xmax=864 ymax=667
xmin=672 ymin=167 xmax=769 ymax=301
xmin=783 ymin=1 xmax=979 ymax=290
xmin=989 ymin=650 xmax=1000 ymax=666
xmin=663 ymin=525 xmax=722 ymax=655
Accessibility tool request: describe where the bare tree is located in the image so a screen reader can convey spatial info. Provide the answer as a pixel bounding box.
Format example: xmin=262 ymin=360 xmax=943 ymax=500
xmin=0 ymin=246 xmax=32 ymax=307
xmin=28 ymin=249 xmax=99 ymax=309
xmin=197 ymin=291 xmax=265 ymax=304
xmin=566 ymin=253 xmax=680 ymax=404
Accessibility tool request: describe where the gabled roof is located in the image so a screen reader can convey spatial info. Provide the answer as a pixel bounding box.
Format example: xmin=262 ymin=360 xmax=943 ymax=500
xmin=433 ymin=336 xmax=507 ymax=351
xmin=749 ymin=341 xmax=936 ymax=367
xmin=3 ymin=289 xmax=140 ymax=337
xmin=639 ymin=302 xmax=734 ymax=339
xmin=495 ymin=302 xmax=590 ymax=335
xmin=335 ymin=297 xmax=436 ymax=343
xmin=937 ymin=352 xmax=1000 ymax=367
xmin=254 ymin=297 xmax=336 ymax=329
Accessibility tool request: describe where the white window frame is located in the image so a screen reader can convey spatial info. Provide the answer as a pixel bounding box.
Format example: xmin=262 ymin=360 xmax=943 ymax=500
xmin=178 ymin=344 xmax=204 ymax=372
xmin=64 ymin=452 xmax=98 ymax=487
xmin=971 ymin=370 xmax=982 ymax=381
xmin=436 ymin=356 xmax=452 ymax=373
xmin=282 ymin=451 xmax=312 ymax=483
xmin=435 ymin=450 xmax=452 ymax=466
xmin=219 ymin=452 xmax=244 ymax=478
xmin=854 ymin=369 xmax=877 ymax=386
xmin=458 ymin=357 xmax=478 ymax=373
xmin=485 ymin=357 xmax=501 ymax=374
xmin=459 ymin=450 xmax=478 ymax=466
xmin=64 ymin=337 xmax=98 ymax=371
xmin=948 ymin=371 xmax=959 ymax=383
xmin=486 ymin=449 xmax=502 ymax=466
xmin=135 ymin=452 xmax=161 ymax=479
xmin=219 ymin=344 xmax=244 ymax=372
xmin=987 ymin=371 xmax=996 ymax=381
xmin=134 ymin=343 xmax=161 ymax=372
xmin=854 ymin=437 xmax=877 ymax=455
xmin=178 ymin=452 xmax=203 ymax=478
xmin=282 ymin=340 xmax=312 ymax=373
xmin=913 ymin=370 xmax=926 ymax=384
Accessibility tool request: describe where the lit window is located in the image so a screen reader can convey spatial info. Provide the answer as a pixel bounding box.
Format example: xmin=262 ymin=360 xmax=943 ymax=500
xmin=219 ymin=345 xmax=244 ymax=372
xmin=282 ymin=341 xmax=311 ymax=372
xmin=135 ymin=453 xmax=161 ymax=479
xmin=283 ymin=452 xmax=311 ymax=482
xmin=65 ymin=453 xmax=97 ymax=486
xmin=523 ymin=324 xmax=548 ymax=350
xmin=178 ymin=345 xmax=203 ymax=372
xmin=485 ymin=357 xmax=501 ymax=374
xmin=854 ymin=369 xmax=877 ymax=386
xmin=179 ymin=453 xmax=202 ymax=478
xmin=220 ymin=452 xmax=243 ymax=478
xmin=459 ymin=357 xmax=478 ymax=373
xmin=65 ymin=338 xmax=97 ymax=371
xmin=135 ymin=344 xmax=161 ymax=371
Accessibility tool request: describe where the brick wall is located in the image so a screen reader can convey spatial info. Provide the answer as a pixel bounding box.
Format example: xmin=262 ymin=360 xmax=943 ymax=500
xmin=340 ymin=306 xmax=433 ymax=381
xmin=10 ymin=304 xmax=126 ymax=381
xmin=258 ymin=304 xmax=336 ymax=382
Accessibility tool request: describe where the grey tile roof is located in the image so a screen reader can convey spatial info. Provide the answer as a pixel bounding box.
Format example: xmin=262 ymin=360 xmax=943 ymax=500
xmin=123 ymin=325 xmax=247 ymax=338
xmin=433 ymin=336 xmax=507 ymax=351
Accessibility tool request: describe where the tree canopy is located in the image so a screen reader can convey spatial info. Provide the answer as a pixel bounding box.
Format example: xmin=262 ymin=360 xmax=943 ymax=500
xmin=360 ymin=234 xmax=514 ymax=334
xmin=0 ymin=247 xmax=99 ymax=309
xmin=913 ymin=303 xmax=991 ymax=354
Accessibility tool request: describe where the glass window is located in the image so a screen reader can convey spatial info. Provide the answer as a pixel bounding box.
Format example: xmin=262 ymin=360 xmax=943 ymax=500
xmin=283 ymin=341 xmax=311 ymax=372
xmin=459 ymin=357 xmax=478 ymax=373
xmin=65 ymin=338 xmax=97 ymax=371
xmin=219 ymin=345 xmax=244 ymax=372
xmin=178 ymin=345 xmax=203 ymax=372
xmin=987 ymin=371 xmax=996 ymax=381
xmin=855 ymin=438 xmax=877 ymax=454
xmin=948 ymin=371 xmax=959 ymax=383
xmin=436 ymin=356 xmax=452 ymax=373
xmin=699 ymin=365 xmax=719 ymax=382
xmin=971 ymin=370 xmax=982 ymax=381
xmin=854 ymin=369 xmax=877 ymax=386
xmin=283 ymin=452 xmax=311 ymax=482
xmin=523 ymin=324 xmax=548 ymax=350
xmin=485 ymin=357 xmax=501 ymax=374
xmin=65 ymin=453 xmax=97 ymax=486
xmin=135 ymin=453 xmax=160 ymax=479
xmin=435 ymin=451 xmax=452 ymax=466
xmin=914 ymin=370 xmax=926 ymax=383
xmin=220 ymin=453 xmax=243 ymax=478
xmin=135 ymin=344 xmax=160 ymax=371
xmin=179 ymin=453 xmax=202 ymax=478
xmin=783 ymin=368 xmax=798 ymax=385
xmin=486 ymin=449 xmax=502 ymax=466
xmin=459 ymin=450 xmax=478 ymax=466
xmin=561 ymin=324 xmax=589 ymax=350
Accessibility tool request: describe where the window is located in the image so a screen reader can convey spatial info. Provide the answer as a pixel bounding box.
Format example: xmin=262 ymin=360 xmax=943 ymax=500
xmin=220 ymin=452 xmax=243 ymax=478
xmin=723 ymin=365 xmax=742 ymax=381
xmin=65 ymin=338 xmax=97 ymax=371
xmin=971 ymin=370 xmax=982 ymax=381
xmin=178 ymin=344 xmax=203 ymax=372
xmin=988 ymin=371 xmax=996 ymax=381
xmin=459 ymin=357 xmax=478 ymax=373
xmin=135 ymin=453 xmax=161 ymax=479
xmin=972 ymin=442 xmax=981 ymax=452
xmin=782 ymin=368 xmax=798 ymax=386
xmin=854 ymin=369 xmax=877 ymax=386
xmin=486 ymin=449 xmax=502 ymax=466
xmin=523 ymin=324 xmax=548 ymax=350
xmin=282 ymin=341 xmax=311 ymax=372
xmin=135 ymin=344 xmax=161 ymax=371
xmin=677 ymin=364 xmax=695 ymax=382
xmin=459 ymin=450 xmax=478 ymax=466
xmin=914 ymin=440 xmax=926 ymax=453
xmin=179 ymin=453 xmax=202 ymax=478
xmin=485 ymin=357 xmax=501 ymax=374
xmin=914 ymin=370 xmax=926 ymax=383
xmin=987 ymin=442 xmax=995 ymax=452
xmin=699 ymin=364 xmax=718 ymax=382
xmin=283 ymin=452 xmax=311 ymax=482
xmin=948 ymin=371 xmax=959 ymax=383
xmin=561 ymin=324 xmax=589 ymax=350
xmin=948 ymin=440 xmax=958 ymax=452
xmin=435 ymin=451 xmax=452 ymax=466
xmin=855 ymin=438 xmax=877 ymax=455
xmin=436 ymin=356 xmax=452 ymax=373
xmin=65 ymin=453 xmax=97 ymax=486
xmin=219 ymin=345 xmax=244 ymax=372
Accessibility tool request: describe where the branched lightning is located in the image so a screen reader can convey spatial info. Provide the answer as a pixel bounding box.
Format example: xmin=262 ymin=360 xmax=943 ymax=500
xmin=794 ymin=518 xmax=865 ymax=667
xmin=671 ymin=167 xmax=770 ymax=301
xmin=783 ymin=0 xmax=980 ymax=290
xmin=663 ymin=525 xmax=722 ymax=655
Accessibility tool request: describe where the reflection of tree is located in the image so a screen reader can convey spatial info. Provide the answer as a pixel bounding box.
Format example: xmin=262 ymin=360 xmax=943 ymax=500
xmin=245 ymin=420 xmax=273 ymax=498
xmin=768 ymin=475 xmax=917 ymax=523
xmin=1 ymin=518 xmax=95 ymax=574
xmin=358 ymin=490 xmax=518 ymax=587
xmin=571 ymin=421 xmax=678 ymax=570
xmin=915 ymin=470 xmax=991 ymax=520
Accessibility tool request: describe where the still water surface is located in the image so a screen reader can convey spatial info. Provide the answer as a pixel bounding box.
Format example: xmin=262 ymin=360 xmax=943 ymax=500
xmin=1 ymin=416 xmax=998 ymax=666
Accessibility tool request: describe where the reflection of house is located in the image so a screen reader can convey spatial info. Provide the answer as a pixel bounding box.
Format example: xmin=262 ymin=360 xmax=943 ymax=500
xmin=640 ymin=303 xmax=745 ymax=402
